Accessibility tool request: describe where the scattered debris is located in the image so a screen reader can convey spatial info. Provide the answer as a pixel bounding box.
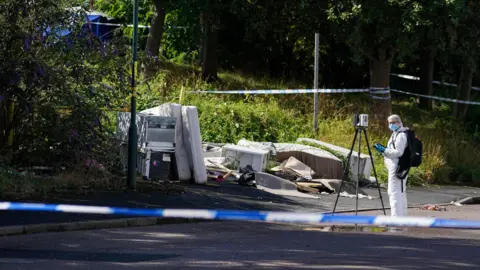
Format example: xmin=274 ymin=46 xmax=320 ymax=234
xmin=419 ymin=204 xmax=447 ymax=211
xmin=311 ymin=179 xmax=368 ymax=196
xmin=450 ymin=201 xmax=463 ymax=207
xmin=237 ymin=165 xmax=256 ymax=187
xmin=339 ymin=191 xmax=374 ymax=200
xmin=204 ymin=157 xmax=239 ymax=182
xmin=199 ymin=137 xmax=377 ymax=200
xmin=271 ymin=156 xmax=315 ymax=181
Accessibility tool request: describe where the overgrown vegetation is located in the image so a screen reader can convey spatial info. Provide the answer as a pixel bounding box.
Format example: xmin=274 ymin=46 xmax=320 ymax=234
xmin=133 ymin=63 xmax=480 ymax=186
xmin=2 ymin=1 xmax=480 ymax=198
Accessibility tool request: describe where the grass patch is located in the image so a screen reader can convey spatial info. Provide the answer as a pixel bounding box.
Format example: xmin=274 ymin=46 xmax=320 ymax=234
xmin=3 ymin=61 xmax=479 ymax=195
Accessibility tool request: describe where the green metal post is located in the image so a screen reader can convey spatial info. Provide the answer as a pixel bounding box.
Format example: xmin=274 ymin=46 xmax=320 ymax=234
xmin=127 ymin=0 xmax=139 ymax=189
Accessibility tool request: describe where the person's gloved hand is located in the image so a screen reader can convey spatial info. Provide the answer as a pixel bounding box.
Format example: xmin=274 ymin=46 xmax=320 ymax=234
xmin=373 ymin=143 xmax=386 ymax=153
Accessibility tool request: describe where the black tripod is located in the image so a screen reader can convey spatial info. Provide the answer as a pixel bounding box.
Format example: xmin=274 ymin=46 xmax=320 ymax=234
xmin=331 ymin=126 xmax=386 ymax=217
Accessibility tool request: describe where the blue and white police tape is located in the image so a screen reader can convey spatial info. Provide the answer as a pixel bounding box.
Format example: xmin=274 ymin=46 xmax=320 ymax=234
xmin=190 ymin=87 xmax=480 ymax=105
xmin=391 ymin=89 xmax=480 ymax=105
xmin=190 ymin=88 xmax=369 ymax=94
xmin=391 ymin=73 xmax=480 ymax=91
xmin=1 ymin=202 xmax=480 ymax=229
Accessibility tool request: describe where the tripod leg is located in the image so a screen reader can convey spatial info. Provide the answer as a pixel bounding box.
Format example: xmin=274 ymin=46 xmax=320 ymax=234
xmin=332 ymin=129 xmax=358 ymax=215
xmin=363 ymin=129 xmax=387 ymax=215
xmin=356 ymin=129 xmax=361 ymax=217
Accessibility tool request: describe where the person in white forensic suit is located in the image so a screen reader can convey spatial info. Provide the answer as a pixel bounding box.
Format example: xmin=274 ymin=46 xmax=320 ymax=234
xmin=374 ymin=114 xmax=408 ymax=217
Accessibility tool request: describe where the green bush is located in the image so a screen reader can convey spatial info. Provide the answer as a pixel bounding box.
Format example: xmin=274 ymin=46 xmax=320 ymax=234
xmin=0 ymin=2 xmax=131 ymax=168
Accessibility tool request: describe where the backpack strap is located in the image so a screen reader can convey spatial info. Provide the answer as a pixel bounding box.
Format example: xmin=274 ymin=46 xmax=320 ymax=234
xmin=392 ymin=129 xmax=408 ymax=149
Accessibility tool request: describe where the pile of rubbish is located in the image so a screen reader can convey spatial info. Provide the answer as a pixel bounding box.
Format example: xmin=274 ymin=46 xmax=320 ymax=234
xmin=116 ymin=103 xmax=376 ymax=199
xmin=203 ymin=139 xmax=372 ymax=198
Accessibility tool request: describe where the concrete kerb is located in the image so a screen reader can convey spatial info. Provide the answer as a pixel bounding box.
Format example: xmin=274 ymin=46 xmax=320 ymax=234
xmin=0 ymin=217 xmax=209 ymax=237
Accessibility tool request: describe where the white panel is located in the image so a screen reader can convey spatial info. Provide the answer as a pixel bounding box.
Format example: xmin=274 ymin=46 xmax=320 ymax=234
xmin=181 ymin=106 xmax=207 ymax=184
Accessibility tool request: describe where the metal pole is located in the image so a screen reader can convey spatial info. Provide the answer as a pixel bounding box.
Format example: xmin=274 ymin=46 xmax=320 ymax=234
xmin=313 ymin=33 xmax=319 ymax=133
xmin=127 ymin=0 xmax=139 ymax=189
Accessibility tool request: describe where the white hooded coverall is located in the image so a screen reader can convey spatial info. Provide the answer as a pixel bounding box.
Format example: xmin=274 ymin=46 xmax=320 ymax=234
xmin=383 ymin=127 xmax=408 ymax=217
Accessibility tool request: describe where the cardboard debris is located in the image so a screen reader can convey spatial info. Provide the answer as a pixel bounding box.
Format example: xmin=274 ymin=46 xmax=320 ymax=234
xmin=297 ymin=184 xmax=321 ymax=194
xmin=275 ymin=143 xmax=343 ymax=179
xmin=271 ymin=156 xmax=315 ymax=180
xmin=296 ymin=182 xmax=332 ymax=194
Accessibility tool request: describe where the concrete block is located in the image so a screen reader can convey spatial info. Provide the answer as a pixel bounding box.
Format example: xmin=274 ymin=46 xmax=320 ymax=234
xmin=254 ymin=172 xmax=297 ymax=191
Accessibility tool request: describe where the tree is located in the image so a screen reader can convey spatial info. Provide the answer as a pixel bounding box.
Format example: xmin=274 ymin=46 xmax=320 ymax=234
xmin=326 ymin=1 xmax=422 ymax=128
xmin=145 ymin=0 xmax=166 ymax=58
xmin=414 ymin=0 xmax=453 ymax=110
xmin=0 ymin=1 xmax=130 ymax=164
xmin=449 ymin=0 xmax=480 ymax=119
xmin=200 ymin=6 xmax=219 ymax=81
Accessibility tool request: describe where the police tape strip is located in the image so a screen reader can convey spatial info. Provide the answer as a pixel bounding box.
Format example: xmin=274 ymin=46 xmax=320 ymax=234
xmin=190 ymin=88 xmax=480 ymax=105
xmin=190 ymin=89 xmax=369 ymax=94
xmin=1 ymin=202 xmax=480 ymax=229
xmin=390 ymin=89 xmax=480 ymax=105
xmin=391 ymin=73 xmax=480 ymax=91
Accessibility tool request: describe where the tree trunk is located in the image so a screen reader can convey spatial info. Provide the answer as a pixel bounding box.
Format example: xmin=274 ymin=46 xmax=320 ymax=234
xmin=144 ymin=0 xmax=166 ymax=76
xmin=453 ymin=61 xmax=474 ymax=119
xmin=200 ymin=12 xmax=218 ymax=82
xmin=369 ymin=51 xmax=392 ymax=131
xmin=145 ymin=0 xmax=166 ymax=57
xmin=0 ymin=101 xmax=5 ymax=149
xmin=419 ymin=47 xmax=437 ymax=110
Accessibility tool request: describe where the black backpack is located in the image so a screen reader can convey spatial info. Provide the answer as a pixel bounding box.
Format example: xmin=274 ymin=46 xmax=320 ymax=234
xmin=392 ymin=128 xmax=423 ymax=169
xmin=406 ymin=129 xmax=423 ymax=167
xmin=392 ymin=128 xmax=423 ymax=193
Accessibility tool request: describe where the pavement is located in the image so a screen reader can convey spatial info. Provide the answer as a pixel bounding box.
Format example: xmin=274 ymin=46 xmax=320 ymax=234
xmin=1 ymin=220 xmax=480 ymax=269
xmin=1 ymin=180 xmax=479 ymax=236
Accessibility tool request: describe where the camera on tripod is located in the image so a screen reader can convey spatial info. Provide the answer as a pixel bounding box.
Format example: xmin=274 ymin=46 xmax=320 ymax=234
xmin=332 ymin=112 xmax=386 ymax=219
xmin=353 ymin=114 xmax=369 ymax=129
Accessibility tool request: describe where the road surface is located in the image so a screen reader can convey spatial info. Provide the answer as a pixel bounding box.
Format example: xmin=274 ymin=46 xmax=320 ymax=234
xmin=1 ymin=220 xmax=480 ymax=269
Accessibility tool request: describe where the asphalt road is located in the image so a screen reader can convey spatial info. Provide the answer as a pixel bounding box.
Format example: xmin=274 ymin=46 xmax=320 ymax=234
xmin=2 ymin=183 xmax=479 ymax=227
xmin=1 ymin=221 xmax=480 ymax=269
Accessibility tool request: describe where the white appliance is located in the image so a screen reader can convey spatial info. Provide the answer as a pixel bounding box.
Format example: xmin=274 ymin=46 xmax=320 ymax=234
xmin=221 ymin=144 xmax=270 ymax=172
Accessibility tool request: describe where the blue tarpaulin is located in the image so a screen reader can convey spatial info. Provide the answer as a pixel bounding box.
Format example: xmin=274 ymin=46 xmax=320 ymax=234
xmin=44 ymin=12 xmax=118 ymax=41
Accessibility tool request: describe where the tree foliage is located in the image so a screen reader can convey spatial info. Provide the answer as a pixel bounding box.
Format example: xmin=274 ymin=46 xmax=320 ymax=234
xmin=0 ymin=0 xmax=131 ymax=166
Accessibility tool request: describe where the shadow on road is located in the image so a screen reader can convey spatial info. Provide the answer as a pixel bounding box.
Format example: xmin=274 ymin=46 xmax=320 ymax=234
xmin=2 ymin=221 xmax=477 ymax=269
xmin=0 ymin=248 xmax=180 ymax=263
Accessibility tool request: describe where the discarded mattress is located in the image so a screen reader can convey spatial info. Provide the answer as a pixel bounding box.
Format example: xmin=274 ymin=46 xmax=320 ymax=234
xmin=297 ymin=138 xmax=373 ymax=181
xmin=181 ymin=106 xmax=207 ymax=184
xmin=274 ymin=143 xmax=343 ymax=179
xmin=140 ymin=103 xmax=191 ymax=181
